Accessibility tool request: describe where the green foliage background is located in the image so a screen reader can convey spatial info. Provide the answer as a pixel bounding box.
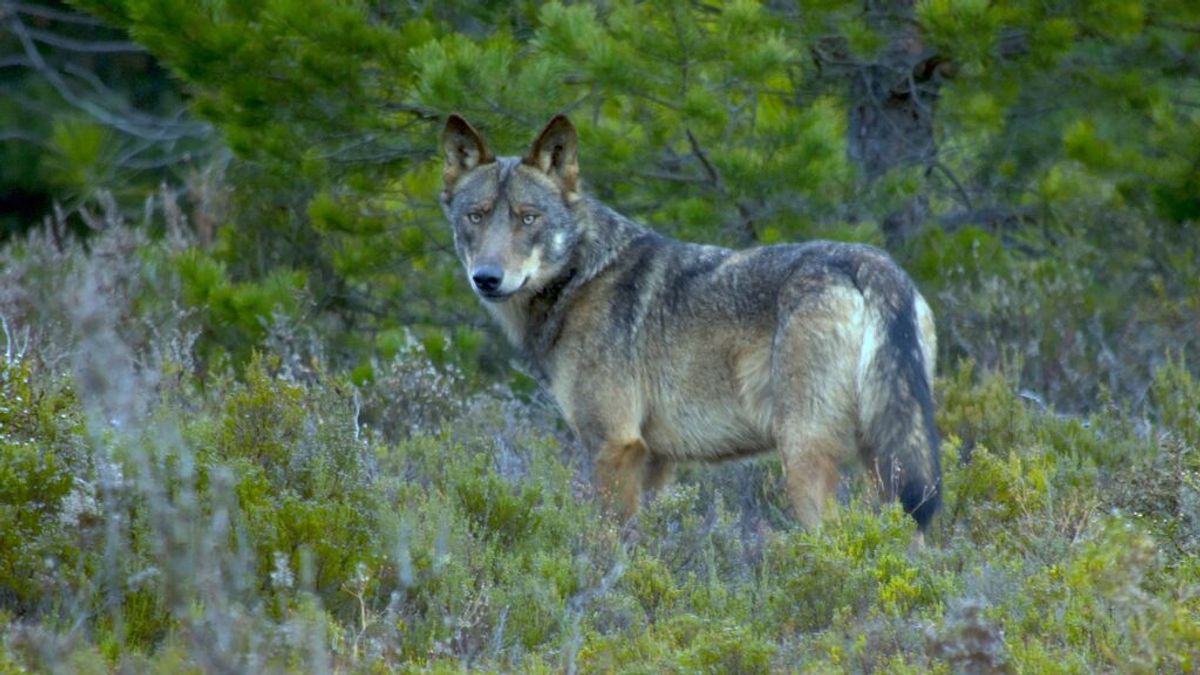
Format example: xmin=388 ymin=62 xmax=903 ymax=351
xmin=1 ymin=0 xmax=1199 ymax=671
xmin=29 ymin=0 xmax=1197 ymax=399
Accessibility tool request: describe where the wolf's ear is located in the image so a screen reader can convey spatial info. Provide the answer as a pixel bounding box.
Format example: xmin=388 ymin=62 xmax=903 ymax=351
xmin=524 ymin=114 xmax=579 ymax=196
xmin=442 ymin=114 xmax=494 ymax=190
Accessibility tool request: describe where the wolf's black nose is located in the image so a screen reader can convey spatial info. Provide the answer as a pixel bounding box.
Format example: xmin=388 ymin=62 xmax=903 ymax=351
xmin=472 ymin=266 xmax=503 ymax=293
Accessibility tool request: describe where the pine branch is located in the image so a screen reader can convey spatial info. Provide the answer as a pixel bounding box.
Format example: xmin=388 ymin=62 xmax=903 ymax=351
xmin=24 ymin=26 xmax=144 ymax=53
xmin=10 ymin=2 xmax=106 ymax=26
xmin=4 ymin=13 xmax=208 ymax=143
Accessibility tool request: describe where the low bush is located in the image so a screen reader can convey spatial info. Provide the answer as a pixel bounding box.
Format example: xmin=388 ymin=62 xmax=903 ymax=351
xmin=0 ymin=217 xmax=1197 ymax=672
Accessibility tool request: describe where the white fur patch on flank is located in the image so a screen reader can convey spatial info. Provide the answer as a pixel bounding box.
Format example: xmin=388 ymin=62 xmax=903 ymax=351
xmin=857 ymin=308 xmax=879 ymax=394
xmin=914 ymin=294 xmax=936 ymax=382
xmin=734 ymin=342 xmax=775 ymax=434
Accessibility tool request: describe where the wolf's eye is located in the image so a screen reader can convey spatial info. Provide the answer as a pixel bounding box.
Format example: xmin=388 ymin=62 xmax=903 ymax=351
xmin=521 ymin=213 xmax=538 ymax=226
xmin=467 ymin=211 xmax=483 ymax=224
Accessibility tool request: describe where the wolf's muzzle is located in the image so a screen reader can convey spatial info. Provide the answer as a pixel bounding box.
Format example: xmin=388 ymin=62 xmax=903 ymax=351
xmin=471 ymin=265 xmax=504 ymax=294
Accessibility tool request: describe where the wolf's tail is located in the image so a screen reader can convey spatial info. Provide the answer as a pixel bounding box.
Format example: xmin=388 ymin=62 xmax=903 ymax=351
xmin=858 ymin=280 xmax=941 ymax=531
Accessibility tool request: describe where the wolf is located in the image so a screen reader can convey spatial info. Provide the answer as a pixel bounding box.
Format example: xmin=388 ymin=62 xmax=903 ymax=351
xmin=439 ymin=113 xmax=941 ymax=532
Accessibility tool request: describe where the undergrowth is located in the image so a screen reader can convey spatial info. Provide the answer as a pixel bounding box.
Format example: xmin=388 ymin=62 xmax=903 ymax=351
xmin=1 ymin=219 xmax=1198 ymax=672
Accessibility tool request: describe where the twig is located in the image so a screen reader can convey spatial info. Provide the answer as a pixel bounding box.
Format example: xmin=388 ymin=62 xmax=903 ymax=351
xmin=352 ymin=388 xmax=362 ymax=443
xmin=24 ymin=26 xmax=144 ymax=53
xmin=5 ymin=14 xmax=208 ymax=142
xmin=1 ymin=314 xmax=30 ymax=366
xmin=685 ymin=128 xmax=757 ymax=241
xmin=938 ymin=205 xmax=1035 ymax=230
xmin=1 ymin=314 xmax=11 ymax=366
xmin=686 ymin=128 xmax=724 ymax=192
xmin=562 ymin=546 xmax=627 ymax=675
xmin=0 ymin=129 xmax=51 ymax=148
xmin=1148 ymin=20 xmax=1200 ymax=33
xmin=634 ymin=170 xmax=709 ymax=185
xmin=932 ymin=160 xmax=973 ymax=210
xmin=11 ymin=2 xmax=107 ymax=26
xmin=62 ymin=63 xmax=193 ymax=131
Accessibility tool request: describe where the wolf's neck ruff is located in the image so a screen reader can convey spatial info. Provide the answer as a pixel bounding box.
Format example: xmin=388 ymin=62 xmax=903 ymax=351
xmin=520 ymin=265 xmax=577 ymax=379
xmin=519 ymin=201 xmax=648 ymax=380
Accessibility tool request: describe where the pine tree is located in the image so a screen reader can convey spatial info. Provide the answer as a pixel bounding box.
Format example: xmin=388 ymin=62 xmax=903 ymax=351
xmin=53 ymin=0 xmax=1200 ymax=392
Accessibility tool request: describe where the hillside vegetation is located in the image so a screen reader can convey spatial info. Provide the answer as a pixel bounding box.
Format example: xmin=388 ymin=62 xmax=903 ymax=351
xmin=1 ymin=207 xmax=1198 ymax=672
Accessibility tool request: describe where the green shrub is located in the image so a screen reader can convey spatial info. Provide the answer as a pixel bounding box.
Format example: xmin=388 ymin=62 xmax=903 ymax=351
xmin=0 ymin=358 xmax=85 ymax=615
xmin=763 ymin=503 xmax=948 ymax=634
xmin=674 ymin=619 xmax=775 ymax=674
xmin=0 ymin=438 xmax=77 ymax=613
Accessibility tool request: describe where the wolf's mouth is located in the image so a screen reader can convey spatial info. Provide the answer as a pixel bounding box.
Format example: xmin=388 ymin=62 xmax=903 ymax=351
xmin=476 ymin=276 xmax=528 ymax=302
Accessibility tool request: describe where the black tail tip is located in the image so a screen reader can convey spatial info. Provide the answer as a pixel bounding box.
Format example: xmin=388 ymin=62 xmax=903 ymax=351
xmin=902 ymin=481 xmax=942 ymax=532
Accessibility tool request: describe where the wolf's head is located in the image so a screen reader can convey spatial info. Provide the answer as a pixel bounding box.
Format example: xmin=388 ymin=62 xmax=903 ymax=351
xmin=439 ymin=114 xmax=584 ymax=302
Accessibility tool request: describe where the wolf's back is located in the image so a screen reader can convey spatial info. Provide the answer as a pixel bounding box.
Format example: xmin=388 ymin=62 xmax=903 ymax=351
xmin=856 ymin=272 xmax=941 ymax=531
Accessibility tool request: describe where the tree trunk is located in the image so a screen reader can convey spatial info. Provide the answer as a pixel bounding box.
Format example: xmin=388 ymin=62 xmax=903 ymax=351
xmin=844 ymin=0 xmax=943 ymax=245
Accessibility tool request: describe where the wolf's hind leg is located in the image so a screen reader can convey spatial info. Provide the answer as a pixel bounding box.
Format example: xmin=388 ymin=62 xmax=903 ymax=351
xmin=771 ymin=284 xmax=863 ymax=529
xmin=595 ymin=438 xmax=650 ymax=520
xmin=778 ymin=434 xmax=849 ymax=529
xmin=642 ymin=454 xmax=675 ymax=497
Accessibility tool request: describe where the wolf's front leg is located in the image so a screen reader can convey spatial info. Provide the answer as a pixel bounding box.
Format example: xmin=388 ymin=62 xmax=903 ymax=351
xmin=594 ymin=438 xmax=652 ymax=520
